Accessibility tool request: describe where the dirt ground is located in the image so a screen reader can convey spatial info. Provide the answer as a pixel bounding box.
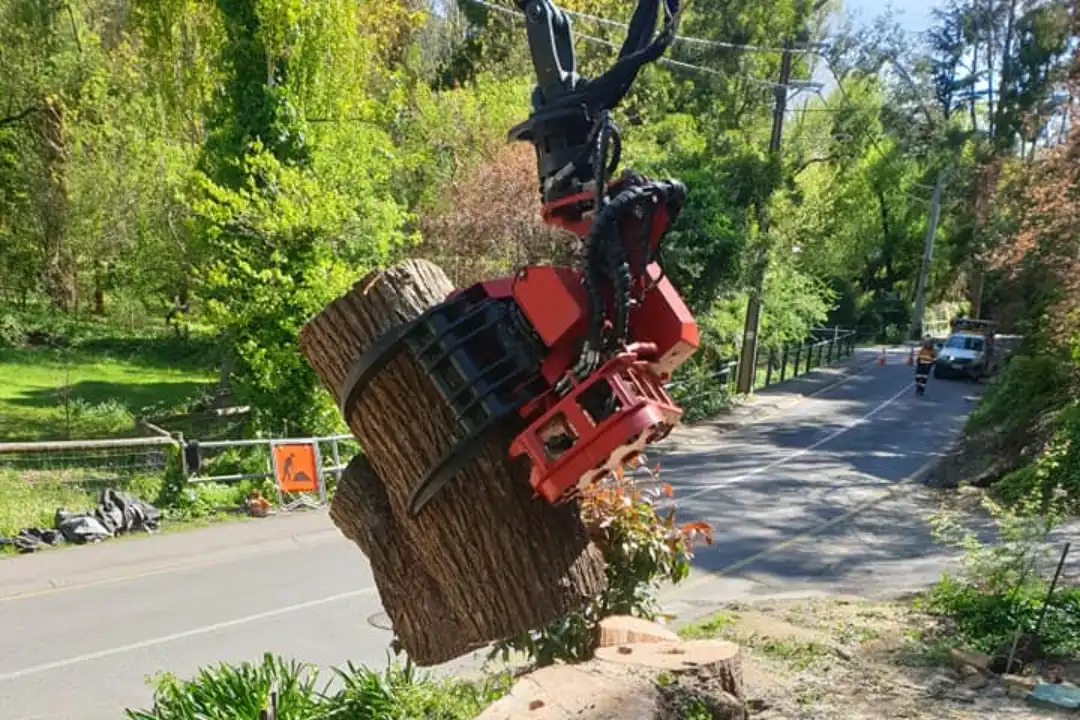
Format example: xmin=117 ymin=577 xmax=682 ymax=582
xmin=678 ymin=595 xmax=1080 ymax=719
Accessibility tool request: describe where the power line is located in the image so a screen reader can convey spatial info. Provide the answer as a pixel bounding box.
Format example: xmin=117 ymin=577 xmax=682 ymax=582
xmin=574 ymin=31 xmax=813 ymax=91
xmin=463 ymin=0 xmax=939 ymax=189
xmin=463 ymin=0 xmax=821 ymax=92
xmin=463 ymin=0 xmax=823 ymax=56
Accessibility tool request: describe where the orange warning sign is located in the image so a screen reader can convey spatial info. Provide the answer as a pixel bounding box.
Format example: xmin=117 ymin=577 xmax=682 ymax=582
xmin=272 ymin=443 xmax=319 ymax=494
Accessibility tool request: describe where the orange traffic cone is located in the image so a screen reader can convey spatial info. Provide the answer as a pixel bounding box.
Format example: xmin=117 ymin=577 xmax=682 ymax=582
xmin=906 ymin=348 xmax=915 ymax=366
xmin=878 ymin=348 xmax=887 ymax=366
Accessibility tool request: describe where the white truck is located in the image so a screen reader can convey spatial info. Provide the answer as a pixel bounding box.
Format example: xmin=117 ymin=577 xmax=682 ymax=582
xmin=933 ymin=317 xmax=998 ymax=381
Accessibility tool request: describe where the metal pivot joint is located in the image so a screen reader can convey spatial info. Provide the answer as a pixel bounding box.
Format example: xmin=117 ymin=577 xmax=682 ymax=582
xmin=510 ymin=0 xmax=682 ymax=206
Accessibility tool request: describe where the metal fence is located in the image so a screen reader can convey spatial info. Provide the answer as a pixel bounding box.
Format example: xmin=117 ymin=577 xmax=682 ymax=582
xmin=0 ymin=435 xmax=178 ymax=478
xmin=0 ymin=430 xmax=361 ymax=493
xmin=667 ymin=327 xmax=858 ymax=402
xmin=0 ymin=330 xmax=859 ymax=485
xmin=183 ymin=434 xmax=361 ymax=489
xmin=755 ymin=328 xmax=859 ymax=390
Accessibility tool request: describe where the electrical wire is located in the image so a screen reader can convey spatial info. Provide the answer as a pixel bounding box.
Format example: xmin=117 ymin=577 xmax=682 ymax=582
xmin=465 ymin=0 xmax=946 ymax=201
xmin=464 ymin=0 xmax=825 ymax=56
xmin=465 ymin=0 xmax=819 ymax=92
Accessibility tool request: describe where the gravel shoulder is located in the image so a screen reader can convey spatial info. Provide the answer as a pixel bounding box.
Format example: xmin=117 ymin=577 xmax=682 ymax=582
xmin=679 ymin=595 xmax=1079 ymax=719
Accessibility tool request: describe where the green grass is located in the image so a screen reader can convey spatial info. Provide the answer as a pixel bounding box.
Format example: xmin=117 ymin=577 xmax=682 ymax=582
xmin=0 ymin=343 xmax=216 ymax=442
xmin=677 ymin=610 xmax=833 ymax=672
xmin=126 ymin=654 xmax=513 ymax=720
xmin=678 ymin=612 xmax=736 ymax=640
xmin=0 ymin=469 xmax=264 ymax=549
xmin=754 ymin=638 xmax=832 ymax=671
xmin=0 ymin=469 xmax=164 ymax=537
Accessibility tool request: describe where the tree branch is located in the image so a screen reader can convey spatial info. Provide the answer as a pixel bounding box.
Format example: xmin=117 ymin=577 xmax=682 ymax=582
xmin=794 ymin=154 xmax=842 ymax=175
xmin=0 ymin=107 xmax=41 ymax=128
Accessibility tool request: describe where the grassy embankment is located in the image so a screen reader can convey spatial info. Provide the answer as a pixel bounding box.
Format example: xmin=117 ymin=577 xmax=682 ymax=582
xmin=0 ymin=309 xmax=219 ymax=540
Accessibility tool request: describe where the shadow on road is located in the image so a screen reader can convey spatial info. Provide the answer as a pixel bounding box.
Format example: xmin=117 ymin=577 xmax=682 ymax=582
xmin=656 ymin=361 xmax=983 ymax=597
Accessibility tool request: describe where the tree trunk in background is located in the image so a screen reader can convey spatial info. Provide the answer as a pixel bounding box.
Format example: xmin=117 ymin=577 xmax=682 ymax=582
xmin=299 ymin=258 xmax=607 ymax=666
xmin=93 ymin=261 xmax=107 ymax=316
xmin=38 ymin=98 xmax=75 ymax=312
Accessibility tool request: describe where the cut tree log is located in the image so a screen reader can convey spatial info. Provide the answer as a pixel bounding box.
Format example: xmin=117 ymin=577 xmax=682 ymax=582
xmin=596 ymin=614 xmax=679 ymax=648
xmin=477 ymin=638 xmax=746 ymax=720
xmin=298 ymin=258 xmax=607 ymax=666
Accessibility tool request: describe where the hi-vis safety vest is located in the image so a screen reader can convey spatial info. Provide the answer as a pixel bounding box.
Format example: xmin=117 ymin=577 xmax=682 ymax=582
xmin=917 ymin=347 xmax=936 ymax=364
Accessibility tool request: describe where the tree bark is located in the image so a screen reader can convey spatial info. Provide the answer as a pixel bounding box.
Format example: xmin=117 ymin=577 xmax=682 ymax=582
xmin=478 ymin=638 xmax=747 ymax=719
xmin=299 ymin=258 xmax=607 ymax=666
xmin=38 ymin=98 xmax=75 ymax=313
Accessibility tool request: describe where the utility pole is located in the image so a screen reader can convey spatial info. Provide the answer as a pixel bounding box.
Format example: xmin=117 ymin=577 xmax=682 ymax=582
xmin=910 ymin=170 xmax=944 ymax=341
xmin=736 ymin=41 xmax=793 ymax=394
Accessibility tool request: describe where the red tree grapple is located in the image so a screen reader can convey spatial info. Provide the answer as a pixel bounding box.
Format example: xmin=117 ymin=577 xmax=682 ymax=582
xmin=338 ymin=0 xmax=699 ymax=516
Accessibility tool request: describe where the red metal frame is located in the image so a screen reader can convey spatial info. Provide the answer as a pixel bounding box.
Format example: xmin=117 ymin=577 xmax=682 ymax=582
xmin=508 ymin=350 xmax=682 ymax=504
xmin=441 ymin=174 xmax=699 ymax=505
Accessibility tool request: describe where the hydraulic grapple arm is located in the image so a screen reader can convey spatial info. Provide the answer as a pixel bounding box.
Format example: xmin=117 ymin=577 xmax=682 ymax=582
xmin=338 ymin=0 xmax=698 ymax=517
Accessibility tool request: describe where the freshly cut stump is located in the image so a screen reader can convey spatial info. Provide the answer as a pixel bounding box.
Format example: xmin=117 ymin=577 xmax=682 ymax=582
xmin=596 ymin=615 xmax=679 ymax=648
xmin=478 ymin=638 xmax=747 ymax=719
xmin=299 ymin=259 xmax=607 ymax=666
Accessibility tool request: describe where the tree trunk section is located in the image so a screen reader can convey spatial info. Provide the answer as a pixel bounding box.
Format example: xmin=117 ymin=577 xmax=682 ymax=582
xmin=299 ymin=258 xmax=607 ymax=666
xmin=478 ymin=638 xmax=747 ymax=719
xmin=595 ymin=615 xmax=678 ymax=648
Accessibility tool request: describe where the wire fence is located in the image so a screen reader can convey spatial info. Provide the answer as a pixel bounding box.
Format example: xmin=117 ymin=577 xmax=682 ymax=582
xmin=0 ymin=330 xmax=858 ymax=484
xmin=0 ymin=436 xmax=178 ymax=479
xmin=667 ymin=327 xmax=859 ymax=401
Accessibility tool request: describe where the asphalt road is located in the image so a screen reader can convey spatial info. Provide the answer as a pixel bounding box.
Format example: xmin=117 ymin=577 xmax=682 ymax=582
xmin=0 ymin=352 xmax=980 ymax=719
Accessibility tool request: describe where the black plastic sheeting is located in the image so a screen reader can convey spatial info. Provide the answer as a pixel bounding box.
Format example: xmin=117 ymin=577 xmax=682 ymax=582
xmin=0 ymin=488 xmax=161 ymax=554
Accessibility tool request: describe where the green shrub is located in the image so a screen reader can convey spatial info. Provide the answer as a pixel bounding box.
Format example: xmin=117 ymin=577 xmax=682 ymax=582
xmin=162 ymin=477 xmax=275 ymax=521
xmin=670 ymin=362 xmax=733 ymax=422
xmin=126 ymin=654 xmax=327 ymax=720
xmin=489 ymin=464 xmax=711 ymax=667
xmin=328 ymin=660 xmax=511 ymax=719
xmin=967 ymin=351 xmax=1070 ymax=438
xmin=124 ymin=653 xmax=510 ymax=720
xmin=922 ymin=489 xmax=1080 ymax=656
xmin=0 ymin=313 xmax=24 ymax=347
xmin=63 ymin=398 xmax=137 ymax=439
xmin=923 ymin=573 xmax=1080 ymax=656
xmin=995 ymin=401 xmax=1080 ymax=510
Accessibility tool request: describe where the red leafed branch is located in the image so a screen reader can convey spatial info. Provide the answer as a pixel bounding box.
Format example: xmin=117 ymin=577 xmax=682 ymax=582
xmin=987 ymin=41 xmax=1080 ymax=335
xmin=416 ymin=143 xmax=582 ymax=287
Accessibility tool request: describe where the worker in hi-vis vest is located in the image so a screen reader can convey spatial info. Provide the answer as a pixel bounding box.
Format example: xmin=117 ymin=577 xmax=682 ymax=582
xmin=916 ymin=337 xmax=936 ymax=371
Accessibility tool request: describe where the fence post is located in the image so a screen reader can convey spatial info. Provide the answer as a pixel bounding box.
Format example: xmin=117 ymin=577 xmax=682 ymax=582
xmin=178 ymin=434 xmax=188 ymax=479
xmin=817 ymin=342 xmax=824 ymax=367
xmin=793 ymin=345 xmax=802 ymax=377
xmin=779 ymin=345 xmax=789 ymax=382
xmin=331 ymin=437 xmax=342 ymax=483
xmin=765 ymin=348 xmax=775 ymax=387
xmin=826 ymin=339 xmax=834 ymax=364
xmin=805 ymin=344 xmax=813 ymax=374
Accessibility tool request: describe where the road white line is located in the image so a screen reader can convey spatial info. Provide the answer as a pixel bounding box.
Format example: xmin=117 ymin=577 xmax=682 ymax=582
xmin=674 ymin=381 xmax=914 ymax=504
xmin=0 ymin=588 xmax=378 ymax=683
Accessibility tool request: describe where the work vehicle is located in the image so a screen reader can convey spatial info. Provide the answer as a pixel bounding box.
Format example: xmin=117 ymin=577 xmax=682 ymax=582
xmin=934 ymin=317 xmax=997 ymax=381
xmin=338 ymin=0 xmax=695 ymax=516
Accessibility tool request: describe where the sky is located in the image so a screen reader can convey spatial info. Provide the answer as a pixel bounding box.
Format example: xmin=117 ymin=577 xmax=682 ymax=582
xmin=802 ymin=0 xmax=943 ymax=99
xmin=842 ymin=0 xmax=941 ymax=34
